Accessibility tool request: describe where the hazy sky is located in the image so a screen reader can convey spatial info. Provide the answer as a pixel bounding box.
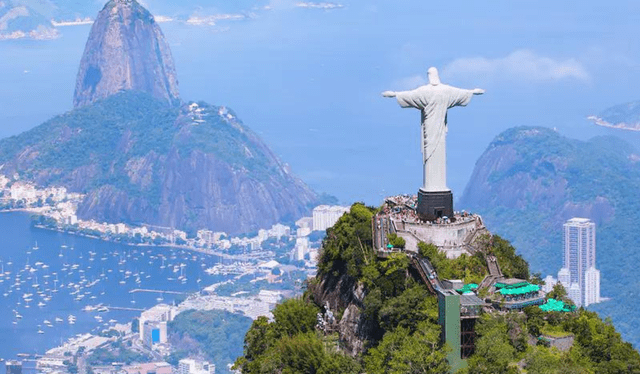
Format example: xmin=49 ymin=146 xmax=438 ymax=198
xmin=2 ymin=0 xmax=640 ymax=204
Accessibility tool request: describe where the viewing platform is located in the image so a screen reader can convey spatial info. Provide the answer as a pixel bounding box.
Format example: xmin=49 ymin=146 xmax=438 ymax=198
xmin=374 ymin=194 xmax=488 ymax=259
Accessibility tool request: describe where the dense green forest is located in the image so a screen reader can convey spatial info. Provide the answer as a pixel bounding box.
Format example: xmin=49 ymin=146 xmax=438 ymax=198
xmin=234 ymin=204 xmax=640 ymax=373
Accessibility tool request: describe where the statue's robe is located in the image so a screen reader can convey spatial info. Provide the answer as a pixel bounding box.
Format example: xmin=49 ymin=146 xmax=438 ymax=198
xmin=396 ymin=84 xmax=474 ymax=192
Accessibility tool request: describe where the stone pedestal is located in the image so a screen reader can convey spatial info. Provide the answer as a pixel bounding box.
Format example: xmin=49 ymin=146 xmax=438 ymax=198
xmin=417 ymin=189 xmax=453 ymax=221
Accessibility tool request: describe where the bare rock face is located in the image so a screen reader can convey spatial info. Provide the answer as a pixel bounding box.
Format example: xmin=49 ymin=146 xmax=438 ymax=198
xmin=309 ymin=273 xmax=376 ymax=357
xmin=73 ymin=0 xmax=179 ymax=108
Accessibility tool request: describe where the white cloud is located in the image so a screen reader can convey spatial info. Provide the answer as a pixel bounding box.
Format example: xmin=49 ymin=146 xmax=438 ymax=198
xmin=442 ymin=50 xmax=590 ymax=83
xmin=295 ymin=2 xmax=344 ymax=10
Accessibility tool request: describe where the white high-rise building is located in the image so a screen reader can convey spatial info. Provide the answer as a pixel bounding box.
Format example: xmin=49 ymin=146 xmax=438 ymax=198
xmin=585 ymin=267 xmax=601 ymax=306
xmin=559 ymin=218 xmax=601 ymax=307
xmin=312 ymin=205 xmax=350 ymax=231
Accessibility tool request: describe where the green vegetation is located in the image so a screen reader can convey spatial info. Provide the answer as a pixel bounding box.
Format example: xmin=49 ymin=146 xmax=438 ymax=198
xmin=0 ymin=91 xmax=292 ymax=213
xmin=462 ymin=126 xmax=640 ymax=347
xmin=232 ymin=298 xmax=361 ymax=374
xmin=236 ymin=203 xmax=640 ymax=373
xmin=387 ymin=233 xmax=406 ymax=249
xmin=418 ymin=242 xmax=487 ymax=284
xmin=236 ymin=204 xmax=449 ymax=373
xmin=317 ymin=203 xmax=376 ymax=280
xmin=168 ymin=309 xmax=253 ymax=374
xmin=87 ymin=339 xmax=151 ymax=365
xmin=459 ymin=306 xmax=640 ymax=373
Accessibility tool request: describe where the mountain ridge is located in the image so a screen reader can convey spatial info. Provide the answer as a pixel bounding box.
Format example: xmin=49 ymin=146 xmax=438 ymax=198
xmin=460 ymin=125 xmax=640 ymax=349
xmin=0 ymin=91 xmax=318 ymax=235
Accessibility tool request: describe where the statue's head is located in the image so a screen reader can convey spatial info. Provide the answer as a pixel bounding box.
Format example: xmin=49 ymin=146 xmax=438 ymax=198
xmin=428 ymin=67 xmax=441 ymax=86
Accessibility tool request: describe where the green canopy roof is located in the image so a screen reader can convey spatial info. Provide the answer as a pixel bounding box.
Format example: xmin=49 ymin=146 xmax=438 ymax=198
xmin=499 ymin=283 xmax=540 ymax=296
xmin=456 ymin=283 xmax=480 ymax=294
xmin=539 ymin=298 xmax=576 ymax=312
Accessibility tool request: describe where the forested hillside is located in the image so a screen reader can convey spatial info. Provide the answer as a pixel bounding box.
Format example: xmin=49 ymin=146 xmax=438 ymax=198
xmin=233 ymin=204 xmax=640 ymax=373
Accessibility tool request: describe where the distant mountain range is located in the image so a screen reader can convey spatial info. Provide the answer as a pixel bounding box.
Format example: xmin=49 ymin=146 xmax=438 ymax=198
xmin=0 ymin=0 xmax=319 ymax=234
xmin=460 ymin=126 xmax=640 ymax=348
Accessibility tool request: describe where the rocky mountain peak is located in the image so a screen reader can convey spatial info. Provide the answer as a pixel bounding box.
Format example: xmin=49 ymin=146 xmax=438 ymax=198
xmin=73 ymin=0 xmax=180 ymax=108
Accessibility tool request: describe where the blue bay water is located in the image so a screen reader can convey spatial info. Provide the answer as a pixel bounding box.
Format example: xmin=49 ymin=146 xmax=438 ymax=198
xmin=0 ymin=212 xmax=228 ymax=359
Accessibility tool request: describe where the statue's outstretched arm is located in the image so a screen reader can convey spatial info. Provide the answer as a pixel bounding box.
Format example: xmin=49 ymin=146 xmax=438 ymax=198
xmin=472 ymin=88 xmax=485 ymax=95
xmin=382 ymin=91 xmax=397 ymax=98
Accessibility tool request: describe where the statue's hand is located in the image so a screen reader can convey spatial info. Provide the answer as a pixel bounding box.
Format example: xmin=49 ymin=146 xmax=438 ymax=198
xmin=382 ymin=91 xmax=396 ymax=98
xmin=472 ymin=88 xmax=485 ymax=95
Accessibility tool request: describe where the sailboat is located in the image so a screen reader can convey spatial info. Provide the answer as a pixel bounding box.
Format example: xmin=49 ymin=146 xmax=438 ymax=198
xmin=32 ymin=241 xmax=39 ymax=250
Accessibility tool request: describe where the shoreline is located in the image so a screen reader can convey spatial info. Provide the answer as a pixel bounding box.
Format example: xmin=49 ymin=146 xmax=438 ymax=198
xmin=0 ymin=209 xmax=269 ymax=262
xmin=30 ymin=223 xmax=270 ymax=261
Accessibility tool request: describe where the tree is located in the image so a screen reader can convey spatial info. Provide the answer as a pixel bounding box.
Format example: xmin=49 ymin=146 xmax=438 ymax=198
xmin=318 ymin=203 xmax=376 ymax=280
xmin=378 ymin=285 xmax=437 ymax=332
xmin=465 ymin=314 xmax=518 ymax=374
xmin=547 ymin=283 xmax=569 ymax=302
xmin=364 ymin=321 xmax=449 ymax=374
xmin=387 ymin=233 xmax=406 ymax=249
xmin=523 ymin=306 xmax=544 ymax=336
xmin=272 ymin=298 xmax=319 ymax=338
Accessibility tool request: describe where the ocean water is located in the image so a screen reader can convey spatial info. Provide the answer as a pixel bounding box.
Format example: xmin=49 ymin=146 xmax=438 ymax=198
xmin=0 ymin=212 xmax=228 ymax=359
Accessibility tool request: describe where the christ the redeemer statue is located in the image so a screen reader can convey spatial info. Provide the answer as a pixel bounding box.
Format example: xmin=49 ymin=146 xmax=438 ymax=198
xmin=383 ymin=67 xmax=484 ymax=220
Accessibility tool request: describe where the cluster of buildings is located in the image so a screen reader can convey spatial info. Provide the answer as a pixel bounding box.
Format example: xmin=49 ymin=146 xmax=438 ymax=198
xmin=178 ymin=359 xmax=215 ymax=374
xmin=196 ymin=223 xmax=291 ymax=251
xmin=0 ymin=176 xmax=84 ymax=221
xmin=544 ymin=218 xmax=601 ymax=308
xmin=0 ymin=172 xmax=350 ymax=270
xmin=196 ymin=204 xmax=349 ymax=266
